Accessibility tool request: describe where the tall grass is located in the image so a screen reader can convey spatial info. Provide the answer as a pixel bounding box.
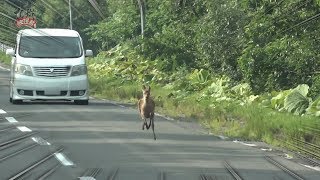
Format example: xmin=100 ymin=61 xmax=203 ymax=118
xmin=0 ymin=51 xmax=11 ymax=65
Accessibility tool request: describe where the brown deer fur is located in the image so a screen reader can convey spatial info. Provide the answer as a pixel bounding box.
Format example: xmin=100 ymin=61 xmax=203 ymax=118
xmin=138 ymin=85 xmax=156 ymax=140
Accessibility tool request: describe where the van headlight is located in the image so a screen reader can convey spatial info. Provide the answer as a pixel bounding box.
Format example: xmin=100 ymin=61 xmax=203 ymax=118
xmin=15 ymin=64 xmax=33 ymax=76
xmin=71 ymin=65 xmax=87 ymax=76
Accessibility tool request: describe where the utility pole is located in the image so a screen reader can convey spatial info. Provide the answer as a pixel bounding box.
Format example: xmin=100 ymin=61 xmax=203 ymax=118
xmin=137 ymin=0 xmax=145 ymax=38
xmin=69 ymin=0 xmax=72 ymax=29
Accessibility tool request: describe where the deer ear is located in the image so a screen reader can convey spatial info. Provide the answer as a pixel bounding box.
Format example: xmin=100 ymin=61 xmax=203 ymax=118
xmin=142 ymin=85 xmax=146 ymax=90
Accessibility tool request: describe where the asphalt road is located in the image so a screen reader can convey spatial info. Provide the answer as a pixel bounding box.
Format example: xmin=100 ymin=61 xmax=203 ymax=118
xmin=0 ymin=65 xmax=319 ymax=180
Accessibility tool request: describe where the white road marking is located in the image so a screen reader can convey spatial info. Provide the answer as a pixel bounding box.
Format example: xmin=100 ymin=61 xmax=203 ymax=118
xmin=31 ymin=137 xmax=51 ymax=145
xmin=54 ymin=153 xmax=75 ymax=166
xmin=301 ymin=164 xmax=320 ymax=171
xmin=78 ymin=177 xmax=96 ymax=180
xmin=5 ymin=117 xmax=18 ymax=123
xmin=261 ymin=148 xmax=272 ymax=151
xmin=233 ymin=140 xmax=257 ymax=147
xmin=0 ymin=109 xmax=6 ymax=114
xmin=17 ymin=126 xmax=32 ymax=132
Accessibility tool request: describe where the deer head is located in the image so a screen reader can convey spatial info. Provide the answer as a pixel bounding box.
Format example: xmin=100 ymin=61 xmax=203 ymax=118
xmin=142 ymin=85 xmax=151 ymax=99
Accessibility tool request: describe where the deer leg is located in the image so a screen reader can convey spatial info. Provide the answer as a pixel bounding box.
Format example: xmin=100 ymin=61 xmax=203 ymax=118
xmin=142 ymin=118 xmax=147 ymax=130
xmin=150 ymin=113 xmax=156 ymax=140
xmin=151 ymin=116 xmax=156 ymax=140
xmin=146 ymin=118 xmax=151 ymax=130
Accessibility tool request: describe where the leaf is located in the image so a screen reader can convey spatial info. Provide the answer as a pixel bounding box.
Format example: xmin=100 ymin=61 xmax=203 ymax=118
xmin=284 ymin=90 xmax=311 ymax=115
xmin=270 ymin=89 xmax=292 ymax=110
xmin=306 ymin=96 xmax=320 ymax=116
xmin=231 ymin=83 xmax=251 ymax=97
xmin=293 ymin=84 xmax=309 ymax=97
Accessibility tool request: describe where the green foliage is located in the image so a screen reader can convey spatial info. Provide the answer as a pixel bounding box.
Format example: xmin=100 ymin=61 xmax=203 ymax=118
xmin=0 ymin=51 xmax=11 ymax=65
xmin=306 ymin=97 xmax=320 ymax=116
xmin=88 ymin=44 xmax=170 ymax=85
xmin=284 ymin=85 xmax=311 ymax=115
xmin=85 ymin=1 xmax=139 ymax=50
xmin=309 ymin=75 xmax=320 ymax=99
xmin=238 ymin=0 xmax=320 ymax=93
xmin=270 ymin=90 xmax=292 ymax=111
xmin=0 ymin=1 xmax=18 ymax=46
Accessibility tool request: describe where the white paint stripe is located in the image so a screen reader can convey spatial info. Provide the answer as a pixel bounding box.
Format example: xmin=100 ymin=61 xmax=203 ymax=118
xmin=17 ymin=126 xmax=32 ymax=132
xmin=5 ymin=117 xmax=18 ymax=123
xmin=54 ymin=153 xmax=74 ymax=166
xmin=233 ymin=140 xmax=257 ymax=147
xmin=301 ymin=164 xmax=320 ymax=171
xmin=261 ymin=148 xmax=272 ymax=151
xmin=0 ymin=109 xmax=6 ymax=114
xmin=78 ymin=177 xmax=96 ymax=180
xmin=31 ymin=137 xmax=51 ymax=145
xmin=241 ymin=142 xmax=257 ymax=147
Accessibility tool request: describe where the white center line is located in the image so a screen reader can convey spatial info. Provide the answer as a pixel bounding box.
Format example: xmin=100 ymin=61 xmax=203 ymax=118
xmin=31 ymin=137 xmax=51 ymax=145
xmin=54 ymin=153 xmax=75 ymax=166
xmin=0 ymin=109 xmax=6 ymax=114
xmin=5 ymin=117 xmax=18 ymax=123
xmin=17 ymin=126 xmax=32 ymax=132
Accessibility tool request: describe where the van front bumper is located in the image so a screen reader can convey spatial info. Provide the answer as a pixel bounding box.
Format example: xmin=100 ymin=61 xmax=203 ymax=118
xmin=11 ymin=74 xmax=89 ymax=100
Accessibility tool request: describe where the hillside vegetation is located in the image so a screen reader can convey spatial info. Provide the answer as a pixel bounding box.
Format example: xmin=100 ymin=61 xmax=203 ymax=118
xmin=85 ymin=1 xmax=320 ymax=157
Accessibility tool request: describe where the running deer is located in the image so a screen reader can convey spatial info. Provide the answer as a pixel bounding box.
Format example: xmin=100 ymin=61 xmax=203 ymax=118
xmin=138 ymin=85 xmax=156 ymax=140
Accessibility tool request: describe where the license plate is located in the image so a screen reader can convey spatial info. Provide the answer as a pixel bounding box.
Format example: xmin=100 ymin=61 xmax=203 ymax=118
xmin=45 ymin=89 xmax=60 ymax=95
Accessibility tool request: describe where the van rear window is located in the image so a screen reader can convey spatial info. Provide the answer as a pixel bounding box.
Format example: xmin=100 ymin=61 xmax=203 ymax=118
xmin=19 ymin=36 xmax=82 ymax=58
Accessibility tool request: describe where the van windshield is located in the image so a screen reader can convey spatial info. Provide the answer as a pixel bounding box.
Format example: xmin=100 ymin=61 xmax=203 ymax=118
xmin=19 ymin=36 xmax=82 ymax=58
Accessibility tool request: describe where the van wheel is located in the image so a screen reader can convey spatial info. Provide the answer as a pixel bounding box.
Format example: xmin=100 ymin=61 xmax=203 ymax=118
xmin=12 ymin=100 xmax=23 ymax=104
xmin=9 ymin=97 xmax=12 ymax=103
xmin=74 ymin=100 xmax=88 ymax=105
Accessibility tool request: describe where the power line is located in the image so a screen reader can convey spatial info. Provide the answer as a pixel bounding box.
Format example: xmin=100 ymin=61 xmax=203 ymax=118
xmin=62 ymin=0 xmax=82 ymax=16
xmin=38 ymin=0 xmax=65 ymax=19
xmin=87 ymin=0 xmax=105 ymax=19
xmin=280 ymin=11 xmax=320 ymax=34
xmin=249 ymin=0 xmax=319 ymax=44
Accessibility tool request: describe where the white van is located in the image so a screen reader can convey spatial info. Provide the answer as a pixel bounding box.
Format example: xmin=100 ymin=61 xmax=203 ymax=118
xmin=6 ymin=28 xmax=92 ymax=105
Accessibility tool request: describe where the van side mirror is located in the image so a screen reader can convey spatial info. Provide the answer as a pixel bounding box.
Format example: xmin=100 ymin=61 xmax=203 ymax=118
xmin=85 ymin=50 xmax=93 ymax=57
xmin=6 ymin=48 xmax=15 ymax=57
